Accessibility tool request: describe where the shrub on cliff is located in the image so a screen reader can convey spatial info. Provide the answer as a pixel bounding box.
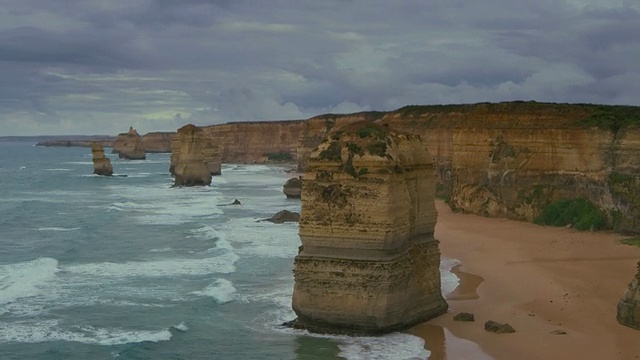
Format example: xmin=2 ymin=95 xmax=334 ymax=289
xmin=534 ymin=198 xmax=609 ymax=231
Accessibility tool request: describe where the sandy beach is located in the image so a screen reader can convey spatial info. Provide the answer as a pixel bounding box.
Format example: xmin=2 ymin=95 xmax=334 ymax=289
xmin=410 ymin=201 xmax=640 ymax=360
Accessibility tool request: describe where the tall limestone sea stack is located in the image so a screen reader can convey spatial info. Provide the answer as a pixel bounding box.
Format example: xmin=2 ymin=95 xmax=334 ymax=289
xmin=291 ymin=123 xmax=447 ymax=335
xmin=173 ymin=124 xmax=212 ymax=186
xmin=113 ymin=127 xmax=146 ymax=160
xmin=618 ymin=261 xmax=640 ymax=330
xmin=91 ymin=143 xmax=113 ymax=176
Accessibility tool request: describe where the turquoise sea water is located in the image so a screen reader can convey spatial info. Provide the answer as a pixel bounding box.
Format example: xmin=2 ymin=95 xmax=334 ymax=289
xmin=0 ymin=141 xmax=458 ymax=360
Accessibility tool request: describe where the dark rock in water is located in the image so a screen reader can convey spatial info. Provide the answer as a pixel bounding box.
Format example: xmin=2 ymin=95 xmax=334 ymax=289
xmin=484 ymin=320 xmax=515 ymax=333
xmin=262 ymin=210 xmax=300 ymax=223
xmin=283 ymin=177 xmax=302 ymax=198
xmin=617 ymin=261 xmax=640 ymax=330
xmin=280 ymin=318 xmax=305 ymax=330
xmin=453 ymin=312 xmax=475 ymax=322
xmin=232 ymin=199 xmax=241 ymax=205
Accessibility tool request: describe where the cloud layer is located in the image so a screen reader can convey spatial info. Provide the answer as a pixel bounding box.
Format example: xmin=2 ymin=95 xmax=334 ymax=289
xmin=1 ymin=0 xmax=639 ymax=135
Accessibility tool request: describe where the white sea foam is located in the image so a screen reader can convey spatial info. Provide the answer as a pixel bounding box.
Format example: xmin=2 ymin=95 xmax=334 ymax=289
xmin=66 ymin=255 xmax=239 ymax=278
xmin=192 ymin=279 xmax=236 ymax=304
xmin=337 ymin=333 xmax=429 ymax=360
xmin=440 ymin=257 xmax=461 ymax=296
xmin=220 ymin=218 xmax=299 ymax=258
xmin=36 ymin=227 xmax=80 ymax=232
xmin=172 ymin=322 xmax=189 ymax=332
xmin=45 ymin=168 xmax=72 ymax=171
xmin=0 ymin=320 xmax=172 ymax=345
xmin=0 ymin=258 xmax=59 ymax=305
xmin=150 ymin=247 xmax=174 ymax=253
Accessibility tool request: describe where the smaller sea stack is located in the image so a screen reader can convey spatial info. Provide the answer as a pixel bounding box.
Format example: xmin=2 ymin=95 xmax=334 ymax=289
xmin=91 ymin=142 xmax=113 ymax=176
xmin=114 ymin=127 xmax=146 ymax=160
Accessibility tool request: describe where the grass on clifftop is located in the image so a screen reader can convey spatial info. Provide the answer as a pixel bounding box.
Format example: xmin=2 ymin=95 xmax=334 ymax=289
xmin=578 ymin=105 xmax=640 ymax=133
xmin=534 ymin=198 xmax=609 ymax=231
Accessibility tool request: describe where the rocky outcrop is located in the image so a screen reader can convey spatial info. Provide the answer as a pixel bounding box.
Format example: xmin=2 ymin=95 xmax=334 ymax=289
xmin=283 ymin=177 xmax=302 ymax=198
xmin=113 ymin=127 xmax=146 ymax=160
xmin=91 ymin=143 xmax=113 ymax=176
xmin=292 ymin=123 xmax=447 ymax=335
xmin=142 ymin=132 xmax=174 ymax=153
xmin=262 ymin=210 xmax=300 ymax=223
xmin=484 ymin=320 xmax=516 ymax=333
xmin=173 ymin=124 xmax=212 ymax=186
xmin=618 ymin=261 xmax=640 ymax=330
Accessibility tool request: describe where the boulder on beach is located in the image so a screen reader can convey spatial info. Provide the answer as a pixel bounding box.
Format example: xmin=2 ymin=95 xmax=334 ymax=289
xmin=484 ymin=320 xmax=516 ymax=333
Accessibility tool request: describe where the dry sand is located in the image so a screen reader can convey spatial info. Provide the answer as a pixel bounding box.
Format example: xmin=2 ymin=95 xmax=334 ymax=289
xmin=409 ymin=201 xmax=640 ymax=360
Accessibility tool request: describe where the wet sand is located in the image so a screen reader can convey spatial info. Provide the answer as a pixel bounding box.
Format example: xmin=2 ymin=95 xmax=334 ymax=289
xmin=410 ymin=201 xmax=640 ymax=360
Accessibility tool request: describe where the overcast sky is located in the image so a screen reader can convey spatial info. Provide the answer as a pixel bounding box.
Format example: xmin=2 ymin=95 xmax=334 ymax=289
xmin=1 ymin=0 xmax=639 ymax=135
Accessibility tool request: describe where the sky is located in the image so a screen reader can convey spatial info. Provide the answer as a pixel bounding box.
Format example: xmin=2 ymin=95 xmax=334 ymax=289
xmin=1 ymin=0 xmax=639 ymax=136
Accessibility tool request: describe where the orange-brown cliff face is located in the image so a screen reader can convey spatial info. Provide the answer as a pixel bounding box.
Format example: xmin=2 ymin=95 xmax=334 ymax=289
xmin=142 ymin=132 xmax=174 ymax=153
xmin=299 ymin=102 xmax=640 ymax=233
xmin=202 ymin=120 xmax=305 ymax=164
xmin=292 ymin=123 xmax=447 ymax=335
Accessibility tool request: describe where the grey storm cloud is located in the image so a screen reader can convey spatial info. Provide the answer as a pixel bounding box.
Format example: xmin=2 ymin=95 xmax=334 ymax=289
xmin=0 ymin=0 xmax=638 ymax=135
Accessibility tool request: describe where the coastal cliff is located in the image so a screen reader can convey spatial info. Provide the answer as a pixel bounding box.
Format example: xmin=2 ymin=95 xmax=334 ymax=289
xmin=291 ymin=102 xmax=640 ymax=233
xmin=142 ymin=132 xmax=174 ymax=153
xmin=203 ymin=120 xmax=305 ymax=164
xmin=292 ymin=123 xmax=447 ymax=334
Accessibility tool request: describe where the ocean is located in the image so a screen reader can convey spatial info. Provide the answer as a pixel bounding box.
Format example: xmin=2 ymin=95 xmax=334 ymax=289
xmin=0 ymin=140 xmax=459 ymax=360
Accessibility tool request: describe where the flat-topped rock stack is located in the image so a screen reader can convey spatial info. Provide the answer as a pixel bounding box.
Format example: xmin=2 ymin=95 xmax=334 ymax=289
xmin=618 ymin=261 xmax=640 ymax=330
xmin=291 ymin=122 xmax=448 ymax=335
xmin=173 ymin=124 xmax=212 ymax=186
xmin=91 ymin=142 xmax=113 ymax=176
xmin=113 ymin=127 xmax=146 ymax=160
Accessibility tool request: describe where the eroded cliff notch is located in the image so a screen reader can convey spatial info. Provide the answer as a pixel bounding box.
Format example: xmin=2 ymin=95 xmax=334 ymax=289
xmin=618 ymin=261 xmax=640 ymax=330
xmin=91 ymin=142 xmax=113 ymax=176
xmin=292 ymin=122 xmax=448 ymax=335
xmin=173 ymin=124 xmax=212 ymax=186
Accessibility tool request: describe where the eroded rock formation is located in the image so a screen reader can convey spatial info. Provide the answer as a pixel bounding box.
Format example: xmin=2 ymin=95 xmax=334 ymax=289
xmin=113 ymin=127 xmax=146 ymax=160
xmin=142 ymin=132 xmax=174 ymax=153
xmin=292 ymin=123 xmax=447 ymax=335
xmin=91 ymin=143 xmax=113 ymax=176
xmin=283 ymin=177 xmax=302 ymax=198
xmin=173 ymin=124 xmax=212 ymax=186
xmin=618 ymin=261 xmax=640 ymax=330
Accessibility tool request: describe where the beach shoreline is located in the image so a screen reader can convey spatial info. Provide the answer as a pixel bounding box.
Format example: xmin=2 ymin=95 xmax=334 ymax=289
xmin=410 ymin=201 xmax=640 ymax=360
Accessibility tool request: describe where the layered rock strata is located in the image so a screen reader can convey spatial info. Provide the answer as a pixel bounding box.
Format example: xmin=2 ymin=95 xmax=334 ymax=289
xmin=113 ymin=127 xmax=146 ymax=160
xmin=292 ymin=123 xmax=448 ymax=335
xmin=91 ymin=143 xmax=113 ymax=176
xmin=202 ymin=120 xmax=304 ymax=163
xmin=173 ymin=124 xmax=212 ymax=186
xmin=142 ymin=132 xmax=174 ymax=153
xmin=618 ymin=261 xmax=640 ymax=330
xmin=283 ymin=177 xmax=302 ymax=198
